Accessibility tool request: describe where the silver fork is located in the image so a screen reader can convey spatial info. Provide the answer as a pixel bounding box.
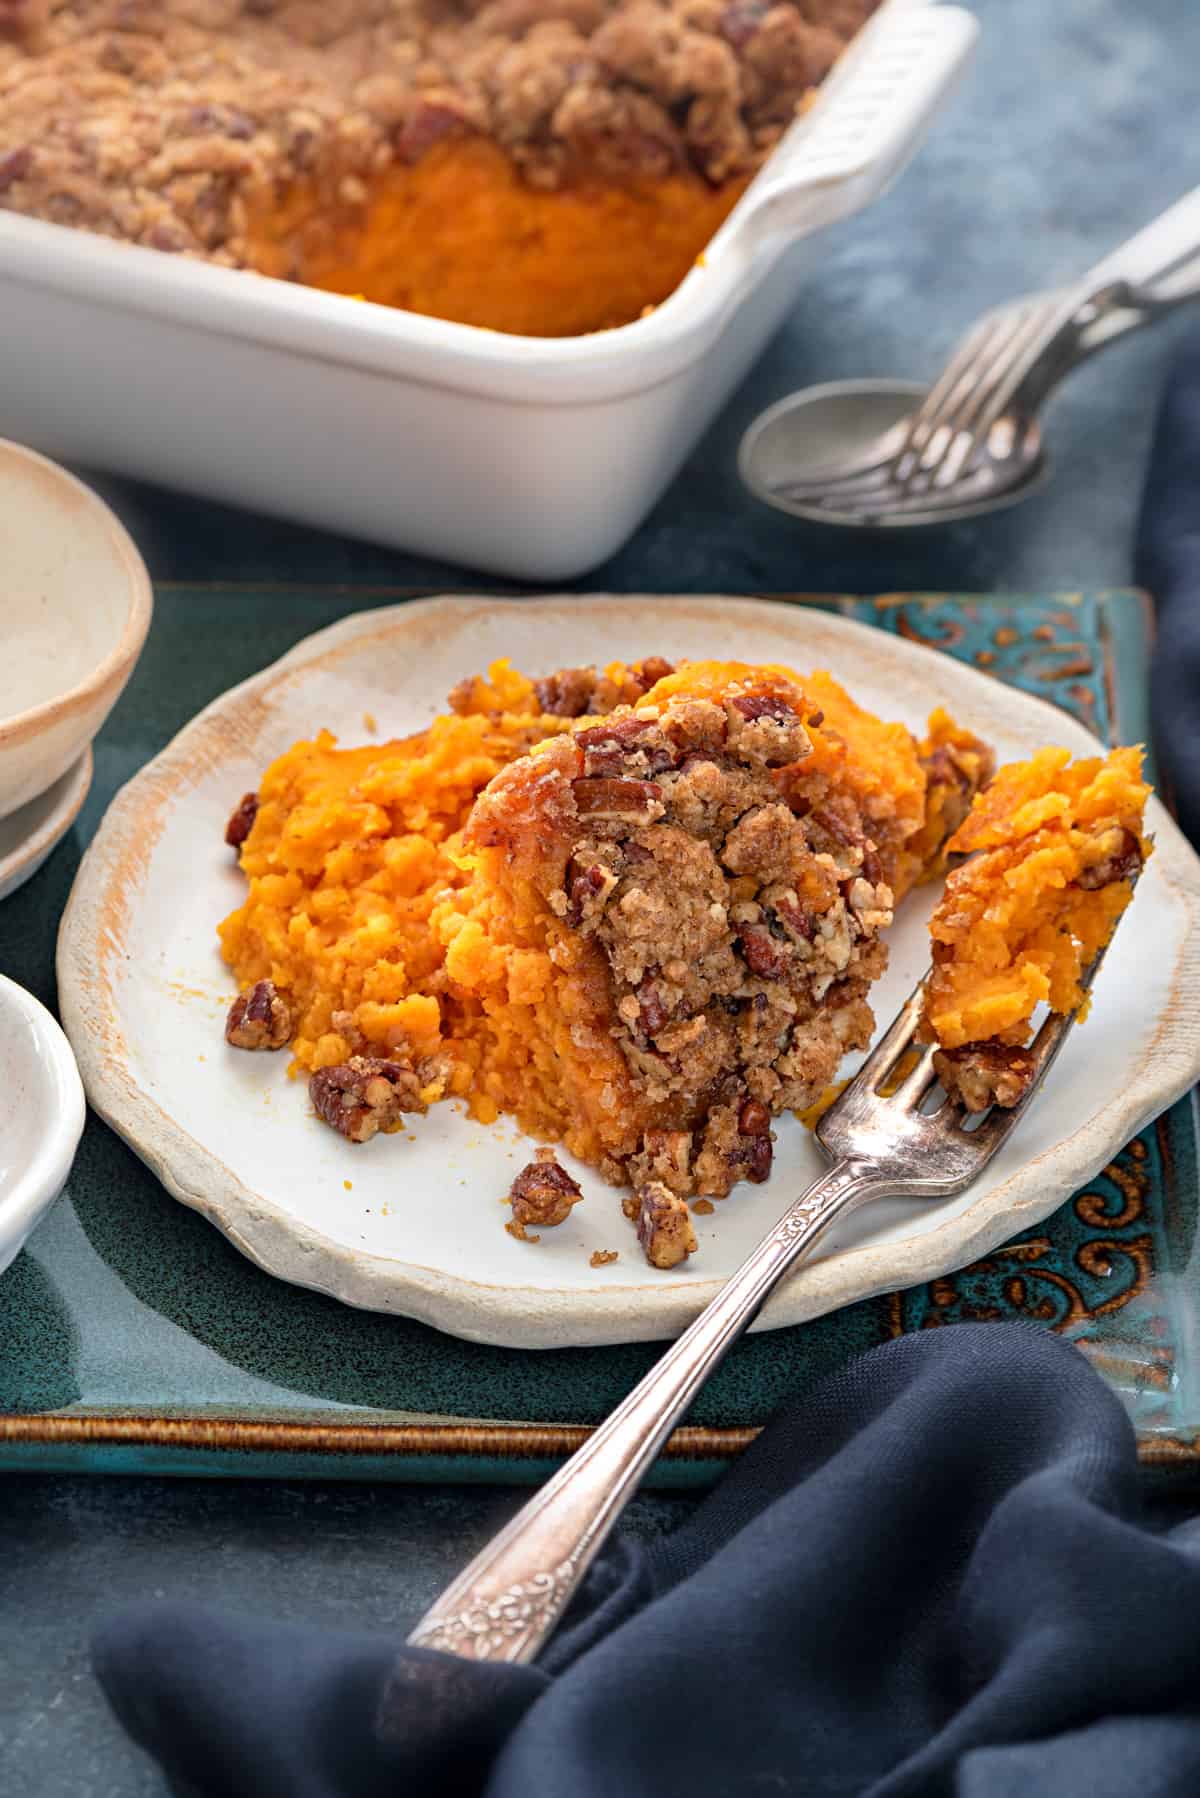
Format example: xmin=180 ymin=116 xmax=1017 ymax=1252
xmin=408 ymin=938 xmax=1121 ymax=1666
xmin=773 ymin=183 xmax=1200 ymax=514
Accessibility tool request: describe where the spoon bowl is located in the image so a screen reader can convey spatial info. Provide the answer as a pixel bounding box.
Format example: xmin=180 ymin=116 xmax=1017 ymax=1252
xmin=739 ymin=379 xmax=1051 ymax=528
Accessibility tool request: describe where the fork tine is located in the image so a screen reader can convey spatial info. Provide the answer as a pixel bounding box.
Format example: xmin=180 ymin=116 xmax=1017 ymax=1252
xmin=891 ymin=1040 xmax=940 ymax=1109
xmin=773 ymin=459 xmax=914 ymax=506
xmin=821 ymin=865 xmax=1139 ymax=1181
xmin=768 ymin=299 xmax=1061 ymax=511
xmin=893 ymin=307 xmax=1025 ymax=480
xmin=764 ymin=283 xmax=1090 ymax=518
xmin=896 ymin=301 xmax=1056 ymax=495
xmin=949 ymin=883 xmax=1137 ymax=1157
xmin=933 ymin=293 xmax=1081 ymax=490
xmin=918 ymin=297 xmax=1068 ymax=494
xmin=956 ymin=1013 xmax=1073 ymax=1157
xmin=1012 ymin=1006 xmax=1076 ymax=1098
xmin=787 ymin=460 xmax=1015 ymax=518
xmin=852 ymin=979 xmax=926 ymax=1087
xmin=771 ymin=309 xmax=1025 ymax=507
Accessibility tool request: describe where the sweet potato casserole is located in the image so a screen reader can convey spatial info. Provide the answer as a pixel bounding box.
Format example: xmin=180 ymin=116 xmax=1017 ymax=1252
xmin=0 ymin=0 xmax=879 ymax=335
xmin=215 ymin=654 xmax=1149 ymax=1266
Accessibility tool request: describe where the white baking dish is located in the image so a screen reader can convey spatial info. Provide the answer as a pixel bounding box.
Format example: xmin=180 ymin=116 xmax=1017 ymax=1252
xmin=0 ymin=0 xmax=976 ymax=580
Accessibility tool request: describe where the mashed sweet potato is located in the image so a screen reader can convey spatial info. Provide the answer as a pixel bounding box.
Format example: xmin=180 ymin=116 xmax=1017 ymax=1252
xmin=921 ymin=744 xmax=1152 ymax=1109
xmin=218 ymin=656 xmax=992 ymax=1183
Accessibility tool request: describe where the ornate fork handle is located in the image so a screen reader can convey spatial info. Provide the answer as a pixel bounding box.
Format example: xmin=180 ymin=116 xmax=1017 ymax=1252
xmin=997 ymin=186 xmax=1200 ymax=423
xmin=408 ymin=1156 xmax=886 ymax=1664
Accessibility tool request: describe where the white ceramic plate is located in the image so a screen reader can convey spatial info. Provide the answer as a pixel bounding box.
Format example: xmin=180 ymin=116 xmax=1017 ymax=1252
xmin=0 ymin=750 xmax=92 ymax=903
xmin=57 ymin=597 xmax=1200 ymax=1348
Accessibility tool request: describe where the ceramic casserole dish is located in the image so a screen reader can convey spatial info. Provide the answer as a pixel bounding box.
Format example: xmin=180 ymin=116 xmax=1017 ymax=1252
xmin=0 ymin=0 xmax=976 ymax=579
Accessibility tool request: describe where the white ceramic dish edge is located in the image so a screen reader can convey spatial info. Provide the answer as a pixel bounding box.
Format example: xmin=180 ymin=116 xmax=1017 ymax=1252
xmin=0 ymin=2 xmax=977 ymax=579
xmin=0 ymin=973 xmax=86 ymax=1278
xmin=0 ymin=749 xmax=92 ymax=903
xmin=55 ymin=595 xmax=1200 ymax=1348
xmin=0 ymin=438 xmax=153 ymax=818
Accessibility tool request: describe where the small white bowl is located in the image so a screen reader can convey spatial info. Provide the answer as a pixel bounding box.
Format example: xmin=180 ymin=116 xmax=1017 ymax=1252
xmin=0 ymin=748 xmax=93 ymax=904
xmin=0 ymin=973 xmax=86 ymax=1278
xmin=0 ymin=439 xmax=152 ymax=821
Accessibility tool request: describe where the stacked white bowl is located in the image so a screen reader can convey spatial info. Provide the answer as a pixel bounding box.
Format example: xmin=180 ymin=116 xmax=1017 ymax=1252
xmin=0 ymin=439 xmax=151 ymax=1270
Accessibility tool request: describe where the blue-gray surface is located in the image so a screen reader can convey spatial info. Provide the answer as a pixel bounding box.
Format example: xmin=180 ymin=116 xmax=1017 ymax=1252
xmin=4 ymin=1 xmax=1199 ymax=1790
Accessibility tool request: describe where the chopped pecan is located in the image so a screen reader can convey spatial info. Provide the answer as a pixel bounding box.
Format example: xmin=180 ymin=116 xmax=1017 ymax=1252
xmin=934 ymin=1043 xmax=1036 ymax=1113
xmin=738 ymin=1097 xmax=770 ymax=1135
xmin=745 ymin=1134 xmax=772 ymax=1181
xmin=509 ymin=1149 xmax=584 ymax=1236
xmin=634 ymin=656 xmax=674 ymax=689
xmin=576 ymin=716 xmax=675 ymax=777
xmin=636 ymin=978 xmax=673 ymax=1038
xmin=664 ymin=701 xmax=729 ymax=760
xmin=861 ymin=843 xmax=884 ymax=885
xmin=224 ymin=791 xmax=259 ymax=848
xmin=737 ymin=924 xmax=790 ymax=979
xmin=721 ymin=803 xmax=797 ymax=881
xmin=809 ymin=805 xmax=859 ymax=849
xmin=224 ymin=979 xmax=292 ymax=1051
xmin=720 ymin=0 xmax=770 ymax=49
xmin=572 ymin=777 xmax=662 ymax=821
xmin=394 ymin=99 xmax=467 ymax=163
xmin=146 ymin=223 xmax=189 ymax=253
xmin=678 ymin=751 xmax=719 ymax=777
xmin=1076 ymin=827 xmax=1143 ymax=890
xmin=309 ymin=1055 xmax=425 ymax=1143
xmin=726 ymin=690 xmax=810 ymax=766
xmin=770 ymin=892 xmax=814 ymax=941
xmin=730 ymin=693 xmax=796 ymax=724
xmin=924 ymin=745 xmax=970 ymax=793
xmin=839 ymin=872 xmax=891 ymax=933
xmin=188 ymin=103 xmax=255 ymax=140
xmin=0 ymin=146 xmax=33 ymax=193
xmin=691 ymin=1097 xmax=775 ymax=1195
xmin=565 ymin=860 xmax=617 ymax=927
xmin=635 ymin=1180 xmax=698 ymax=1269
xmin=917 ymin=738 xmax=997 ymax=869
xmin=535 ymin=666 xmax=598 ymax=717
xmin=637 ymin=1127 xmax=693 ymax=1195
xmin=732 ymin=1100 xmax=773 ymax=1182
xmin=553 ymin=81 xmax=682 ymax=181
xmin=446 ymin=675 xmax=478 ymax=716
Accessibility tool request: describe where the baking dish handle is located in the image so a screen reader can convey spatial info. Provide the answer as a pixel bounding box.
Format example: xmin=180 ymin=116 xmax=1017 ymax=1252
xmin=718 ymin=3 xmax=979 ymax=269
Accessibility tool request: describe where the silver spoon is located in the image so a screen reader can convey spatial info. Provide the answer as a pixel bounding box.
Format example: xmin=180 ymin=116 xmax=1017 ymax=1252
xmin=740 ymin=185 xmax=1200 ymax=529
xmin=740 ymin=377 xmax=1050 ymax=528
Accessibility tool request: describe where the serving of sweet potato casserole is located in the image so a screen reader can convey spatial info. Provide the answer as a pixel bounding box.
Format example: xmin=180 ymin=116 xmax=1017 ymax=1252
xmin=215 ymin=652 xmax=1148 ymax=1266
xmin=0 ymin=0 xmax=879 ymax=334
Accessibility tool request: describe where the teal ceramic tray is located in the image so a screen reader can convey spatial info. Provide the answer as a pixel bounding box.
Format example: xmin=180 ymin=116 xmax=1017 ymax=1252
xmin=1 ymin=588 xmax=1196 ymax=1486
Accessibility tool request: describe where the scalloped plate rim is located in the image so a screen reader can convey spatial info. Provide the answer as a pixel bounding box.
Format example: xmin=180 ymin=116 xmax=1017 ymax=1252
xmin=55 ymin=594 xmax=1200 ymax=1349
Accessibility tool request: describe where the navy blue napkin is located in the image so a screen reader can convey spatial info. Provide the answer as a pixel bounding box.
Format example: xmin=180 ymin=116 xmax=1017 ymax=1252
xmin=94 ymin=1323 xmax=1200 ymax=1796
xmin=1136 ymin=328 xmax=1200 ymax=848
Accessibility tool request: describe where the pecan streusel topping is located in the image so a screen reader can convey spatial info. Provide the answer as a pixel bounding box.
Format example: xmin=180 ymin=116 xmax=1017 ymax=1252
xmin=224 ymin=791 xmax=259 ymax=850
xmin=933 ymin=1042 xmax=1036 ymax=1114
xmin=507 ymin=1147 xmax=585 ymax=1238
xmin=309 ymin=1053 xmax=429 ymax=1142
xmin=469 ymin=670 xmax=894 ymax=1199
xmin=225 ymin=978 xmax=292 ymax=1049
xmin=0 ymin=1 xmax=876 ymax=266
xmin=634 ymin=1178 xmax=697 ymax=1267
